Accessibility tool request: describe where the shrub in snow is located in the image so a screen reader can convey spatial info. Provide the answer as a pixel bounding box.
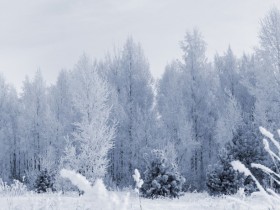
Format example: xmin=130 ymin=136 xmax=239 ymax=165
xmin=35 ymin=169 xmax=54 ymax=193
xmin=10 ymin=179 xmax=28 ymax=195
xmin=0 ymin=179 xmax=9 ymax=193
xmin=60 ymin=169 xmax=129 ymax=210
xmin=228 ymin=128 xmax=267 ymax=192
xmin=230 ymin=127 xmax=280 ymax=209
xmin=141 ymin=150 xmax=185 ymax=199
xmin=207 ymin=127 xmax=267 ymax=195
xmin=0 ymin=178 xmax=28 ymax=196
xmin=206 ymin=149 xmax=244 ymax=195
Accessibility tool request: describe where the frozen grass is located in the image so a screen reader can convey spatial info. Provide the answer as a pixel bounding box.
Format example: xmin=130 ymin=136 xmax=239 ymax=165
xmin=0 ymin=192 xmax=271 ymax=210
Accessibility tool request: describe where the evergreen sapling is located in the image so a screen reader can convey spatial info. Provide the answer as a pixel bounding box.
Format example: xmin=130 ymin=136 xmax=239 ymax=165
xmin=141 ymin=150 xmax=185 ymax=198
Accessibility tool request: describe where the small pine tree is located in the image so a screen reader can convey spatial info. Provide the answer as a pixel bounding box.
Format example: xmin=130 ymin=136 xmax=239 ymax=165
xmin=206 ymin=150 xmax=245 ymax=195
xmin=35 ymin=169 xmax=54 ymax=193
xmin=141 ymin=150 xmax=185 ymax=199
xmin=228 ymin=127 xmax=267 ymax=193
xmin=207 ymin=126 xmax=267 ymax=195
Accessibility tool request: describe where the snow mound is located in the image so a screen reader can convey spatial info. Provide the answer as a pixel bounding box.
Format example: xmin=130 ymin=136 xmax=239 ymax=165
xmin=60 ymin=169 xmax=129 ymax=210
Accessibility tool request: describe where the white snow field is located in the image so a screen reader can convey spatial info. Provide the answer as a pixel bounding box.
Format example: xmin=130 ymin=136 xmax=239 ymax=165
xmin=0 ymin=192 xmax=271 ymax=210
xmin=0 ymin=169 xmax=274 ymax=210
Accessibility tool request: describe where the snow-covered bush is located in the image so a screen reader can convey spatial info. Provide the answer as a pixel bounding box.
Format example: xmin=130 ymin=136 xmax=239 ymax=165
xmin=207 ymin=127 xmax=267 ymax=195
xmin=0 ymin=178 xmax=28 ymax=196
xmin=60 ymin=169 xmax=129 ymax=210
xmin=0 ymin=179 xmax=9 ymax=193
xmin=206 ymin=149 xmax=244 ymax=195
xmin=228 ymin=128 xmax=267 ymax=193
xmin=141 ymin=150 xmax=185 ymax=199
xmin=230 ymin=127 xmax=280 ymax=209
xmin=10 ymin=179 xmax=28 ymax=195
xmin=35 ymin=169 xmax=55 ymax=193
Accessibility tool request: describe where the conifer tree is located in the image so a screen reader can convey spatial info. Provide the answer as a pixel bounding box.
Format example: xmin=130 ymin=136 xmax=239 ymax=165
xmin=207 ymin=126 xmax=267 ymax=195
xmin=35 ymin=169 xmax=54 ymax=193
xmin=141 ymin=150 xmax=185 ymax=198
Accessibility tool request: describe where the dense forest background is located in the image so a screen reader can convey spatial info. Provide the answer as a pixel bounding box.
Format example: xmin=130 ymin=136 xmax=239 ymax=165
xmin=1 ymin=7 xmax=280 ymax=193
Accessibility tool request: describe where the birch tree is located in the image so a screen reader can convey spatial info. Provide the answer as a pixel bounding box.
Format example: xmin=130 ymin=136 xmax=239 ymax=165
xmin=63 ymin=55 xmax=115 ymax=183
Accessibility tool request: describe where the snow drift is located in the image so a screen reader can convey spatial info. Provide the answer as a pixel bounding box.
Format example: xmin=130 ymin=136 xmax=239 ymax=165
xmin=60 ymin=169 xmax=129 ymax=210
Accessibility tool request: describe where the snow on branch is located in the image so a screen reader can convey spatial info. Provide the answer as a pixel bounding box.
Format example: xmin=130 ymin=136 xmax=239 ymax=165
xmin=231 ymin=161 xmax=267 ymax=195
xmin=260 ymin=126 xmax=280 ymax=153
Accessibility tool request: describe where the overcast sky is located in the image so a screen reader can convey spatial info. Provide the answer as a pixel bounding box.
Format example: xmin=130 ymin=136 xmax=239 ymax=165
xmin=0 ymin=0 xmax=279 ymax=90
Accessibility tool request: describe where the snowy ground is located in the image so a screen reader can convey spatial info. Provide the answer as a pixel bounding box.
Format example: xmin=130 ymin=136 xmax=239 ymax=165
xmin=0 ymin=192 xmax=272 ymax=210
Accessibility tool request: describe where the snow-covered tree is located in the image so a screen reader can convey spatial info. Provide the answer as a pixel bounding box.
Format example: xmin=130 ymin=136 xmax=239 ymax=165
xmin=0 ymin=76 xmax=21 ymax=182
xmin=157 ymin=61 xmax=195 ymax=187
xmin=34 ymin=169 xmax=54 ymax=193
xmin=63 ymin=55 xmax=115 ymax=183
xmin=215 ymin=47 xmax=239 ymax=97
xmin=214 ymin=94 xmax=243 ymax=147
xmin=49 ymin=70 xmax=76 ymax=164
xmin=206 ymin=149 xmax=244 ymax=196
xmin=103 ymin=38 xmax=157 ymax=187
xmin=207 ymin=125 xmax=267 ymax=195
xmin=253 ymin=7 xmax=280 ymax=131
xmin=259 ymin=7 xmax=280 ymax=73
xmin=19 ymin=71 xmax=56 ymax=187
xmin=158 ymin=30 xmax=219 ymax=190
xmin=214 ymin=47 xmax=255 ymax=146
xmin=141 ymin=150 xmax=185 ymax=198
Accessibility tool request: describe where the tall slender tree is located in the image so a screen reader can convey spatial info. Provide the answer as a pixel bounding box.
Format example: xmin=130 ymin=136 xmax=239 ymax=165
xmin=104 ymin=39 xmax=156 ymax=187
xmin=62 ymin=55 xmax=115 ymax=183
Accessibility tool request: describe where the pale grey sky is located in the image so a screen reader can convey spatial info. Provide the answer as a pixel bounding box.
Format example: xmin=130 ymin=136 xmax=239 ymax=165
xmin=0 ymin=0 xmax=279 ymax=90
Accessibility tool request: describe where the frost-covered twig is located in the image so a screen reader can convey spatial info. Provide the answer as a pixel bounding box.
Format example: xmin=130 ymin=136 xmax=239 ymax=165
xmin=251 ymin=163 xmax=280 ymax=185
xmin=0 ymin=178 xmax=28 ymax=196
xmin=260 ymin=126 xmax=280 ymax=156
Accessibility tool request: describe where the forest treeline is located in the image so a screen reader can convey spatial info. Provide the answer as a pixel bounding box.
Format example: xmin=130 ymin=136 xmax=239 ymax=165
xmin=0 ymin=7 xmax=280 ymax=192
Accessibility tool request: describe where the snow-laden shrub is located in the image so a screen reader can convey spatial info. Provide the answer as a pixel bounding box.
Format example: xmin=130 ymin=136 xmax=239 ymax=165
xmin=206 ymin=150 xmax=245 ymax=196
xmin=0 ymin=178 xmax=28 ymax=196
xmin=230 ymin=127 xmax=280 ymax=209
xmin=35 ymin=169 xmax=55 ymax=193
xmin=60 ymin=169 xmax=129 ymax=210
xmin=207 ymin=127 xmax=267 ymax=195
xmin=141 ymin=150 xmax=185 ymax=199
